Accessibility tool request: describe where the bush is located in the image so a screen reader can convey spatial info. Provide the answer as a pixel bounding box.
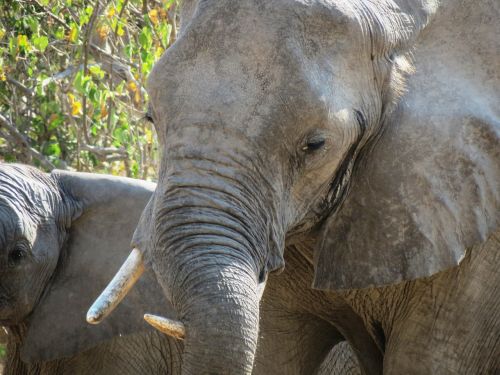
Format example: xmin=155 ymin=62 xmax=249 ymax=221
xmin=0 ymin=0 xmax=177 ymax=178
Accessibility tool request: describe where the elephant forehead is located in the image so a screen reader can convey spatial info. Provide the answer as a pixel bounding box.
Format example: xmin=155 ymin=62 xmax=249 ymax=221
xmin=0 ymin=165 xmax=61 ymax=241
xmin=0 ymin=199 xmax=43 ymax=250
xmin=146 ymin=0 xmax=361 ymax=129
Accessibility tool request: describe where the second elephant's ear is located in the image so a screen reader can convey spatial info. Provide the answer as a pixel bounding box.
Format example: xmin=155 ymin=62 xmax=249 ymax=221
xmin=21 ymin=172 xmax=174 ymax=362
xmin=313 ymin=3 xmax=499 ymax=290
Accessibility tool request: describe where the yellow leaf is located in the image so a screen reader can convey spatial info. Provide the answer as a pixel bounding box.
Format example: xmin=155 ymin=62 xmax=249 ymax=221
xmin=127 ymin=81 xmax=138 ymax=93
xmin=97 ymin=25 xmax=110 ymax=41
xmin=17 ymin=34 xmax=30 ymax=50
xmin=145 ymin=128 xmax=153 ymax=144
xmin=71 ymin=100 xmax=82 ymax=116
xmin=148 ymin=8 xmax=159 ymax=25
xmin=134 ymin=89 xmax=141 ymax=106
xmin=0 ymin=72 xmax=6 ymax=82
xmin=0 ymin=28 xmax=5 ymax=40
xmin=107 ymin=7 xmax=116 ymax=18
xmin=67 ymin=25 xmax=78 ymax=43
xmin=155 ymin=45 xmax=164 ymax=59
xmin=100 ymin=103 xmax=108 ymax=119
xmin=117 ymin=24 xmax=124 ymax=37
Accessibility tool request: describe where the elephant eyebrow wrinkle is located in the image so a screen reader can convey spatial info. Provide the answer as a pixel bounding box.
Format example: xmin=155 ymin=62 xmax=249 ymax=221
xmin=324 ymin=110 xmax=367 ymax=216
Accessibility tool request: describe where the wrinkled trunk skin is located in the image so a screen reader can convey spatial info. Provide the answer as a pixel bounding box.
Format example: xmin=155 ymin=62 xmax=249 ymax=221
xmin=174 ymin=265 xmax=259 ymax=375
xmin=151 ymin=168 xmax=268 ymax=374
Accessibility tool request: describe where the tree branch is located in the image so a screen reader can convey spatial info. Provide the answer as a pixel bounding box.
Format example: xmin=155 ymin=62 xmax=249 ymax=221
xmin=0 ymin=113 xmax=58 ymax=171
xmin=81 ymin=144 xmax=128 ymax=161
xmin=31 ymin=0 xmax=71 ymax=30
xmin=6 ymin=77 xmax=35 ymax=98
xmin=81 ymin=1 xmax=101 ymax=145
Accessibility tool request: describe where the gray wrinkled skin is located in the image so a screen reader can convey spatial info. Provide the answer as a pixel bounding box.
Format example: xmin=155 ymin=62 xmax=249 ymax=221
xmin=136 ymin=0 xmax=500 ymax=374
xmin=0 ymin=163 xmax=358 ymax=375
xmin=0 ymin=163 xmax=182 ymax=374
xmin=134 ymin=0 xmax=499 ymax=373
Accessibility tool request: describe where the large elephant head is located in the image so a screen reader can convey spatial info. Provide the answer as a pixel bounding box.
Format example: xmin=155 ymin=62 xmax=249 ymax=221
xmin=0 ymin=163 xmax=173 ymax=364
xmin=90 ymin=0 xmax=499 ymax=373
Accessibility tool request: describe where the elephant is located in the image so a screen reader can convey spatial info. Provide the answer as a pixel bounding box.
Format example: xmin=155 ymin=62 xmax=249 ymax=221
xmin=89 ymin=0 xmax=500 ymax=374
xmin=0 ymin=163 xmax=362 ymax=375
xmin=0 ymin=163 xmax=183 ymax=374
xmin=317 ymin=342 xmax=360 ymax=375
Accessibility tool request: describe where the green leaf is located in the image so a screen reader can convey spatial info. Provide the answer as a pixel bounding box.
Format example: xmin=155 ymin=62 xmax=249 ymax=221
xmin=73 ymin=70 xmax=91 ymax=95
xmin=54 ymin=27 xmax=65 ymax=40
xmin=139 ymin=27 xmax=152 ymax=50
xmin=33 ymin=36 xmax=49 ymax=52
xmin=88 ymin=65 xmax=105 ymax=79
xmin=44 ymin=141 xmax=61 ymax=156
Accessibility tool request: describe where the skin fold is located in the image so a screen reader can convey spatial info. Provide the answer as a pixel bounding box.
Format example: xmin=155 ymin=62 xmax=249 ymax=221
xmin=99 ymin=0 xmax=499 ymax=374
xmin=0 ymin=163 xmax=360 ymax=375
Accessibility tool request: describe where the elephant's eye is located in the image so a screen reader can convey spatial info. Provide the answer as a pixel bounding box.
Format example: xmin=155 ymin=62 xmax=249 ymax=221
xmin=302 ymin=137 xmax=326 ymax=152
xmin=8 ymin=242 xmax=28 ymax=266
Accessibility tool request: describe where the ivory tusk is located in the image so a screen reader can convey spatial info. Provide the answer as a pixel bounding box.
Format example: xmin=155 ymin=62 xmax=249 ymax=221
xmin=257 ymin=274 xmax=268 ymax=300
xmin=144 ymin=314 xmax=186 ymax=340
xmin=87 ymin=248 xmax=145 ymax=324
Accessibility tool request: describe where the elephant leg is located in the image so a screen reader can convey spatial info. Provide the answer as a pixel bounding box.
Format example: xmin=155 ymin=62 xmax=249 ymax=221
xmin=316 ymin=341 xmax=361 ymax=375
xmin=254 ymin=306 xmax=343 ymax=375
xmin=255 ymin=246 xmax=381 ymax=375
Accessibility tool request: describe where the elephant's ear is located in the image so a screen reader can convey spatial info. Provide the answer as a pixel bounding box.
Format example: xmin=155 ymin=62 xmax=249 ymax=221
xmin=21 ymin=171 xmax=174 ymax=362
xmin=313 ymin=2 xmax=499 ymax=290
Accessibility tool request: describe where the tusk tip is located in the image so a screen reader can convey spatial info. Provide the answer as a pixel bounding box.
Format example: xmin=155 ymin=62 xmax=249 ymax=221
xmin=86 ymin=306 xmax=104 ymax=324
xmin=86 ymin=313 xmax=101 ymax=325
xmin=144 ymin=313 xmax=185 ymax=340
xmin=85 ymin=248 xmax=145 ymax=325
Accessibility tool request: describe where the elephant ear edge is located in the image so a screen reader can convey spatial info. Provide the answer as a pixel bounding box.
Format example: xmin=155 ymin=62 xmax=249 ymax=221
xmin=21 ymin=171 xmax=174 ymax=363
xmin=313 ymin=1 xmax=500 ymax=290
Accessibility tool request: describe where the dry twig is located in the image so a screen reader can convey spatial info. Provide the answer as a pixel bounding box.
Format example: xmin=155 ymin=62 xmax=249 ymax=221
xmin=0 ymin=113 xmax=58 ymax=171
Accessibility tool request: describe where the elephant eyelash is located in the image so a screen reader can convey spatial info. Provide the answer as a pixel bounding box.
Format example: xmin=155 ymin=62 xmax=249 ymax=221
xmin=302 ymin=138 xmax=326 ymax=152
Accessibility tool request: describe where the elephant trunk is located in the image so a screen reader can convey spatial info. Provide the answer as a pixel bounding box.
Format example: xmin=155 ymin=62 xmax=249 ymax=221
xmin=151 ymin=172 xmax=270 ymax=374
xmin=170 ymin=260 xmax=259 ymax=374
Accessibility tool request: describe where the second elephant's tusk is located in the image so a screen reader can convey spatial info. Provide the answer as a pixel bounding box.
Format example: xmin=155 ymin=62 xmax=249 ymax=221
xmin=144 ymin=314 xmax=186 ymax=340
xmin=87 ymin=248 xmax=145 ymax=324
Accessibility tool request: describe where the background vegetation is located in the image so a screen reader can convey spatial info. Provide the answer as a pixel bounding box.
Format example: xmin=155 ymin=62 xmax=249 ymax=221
xmin=0 ymin=0 xmax=177 ymax=178
xmin=0 ymin=0 xmax=178 ymax=365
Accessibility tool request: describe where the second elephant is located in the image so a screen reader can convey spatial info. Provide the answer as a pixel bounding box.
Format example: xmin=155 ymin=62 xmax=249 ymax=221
xmin=0 ymin=163 xmax=182 ymax=374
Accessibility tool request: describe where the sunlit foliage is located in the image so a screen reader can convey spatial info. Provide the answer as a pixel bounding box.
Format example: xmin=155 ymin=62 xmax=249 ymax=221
xmin=0 ymin=0 xmax=177 ymax=178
